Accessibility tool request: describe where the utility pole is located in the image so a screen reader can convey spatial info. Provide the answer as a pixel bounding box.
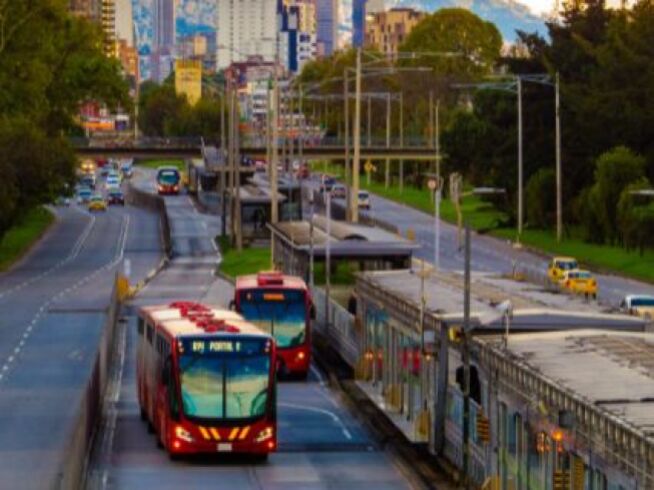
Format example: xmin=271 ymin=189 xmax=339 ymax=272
xmin=555 ymin=72 xmax=562 ymax=243
xmin=435 ymin=99 xmax=440 ymax=176
xmin=385 ymin=92 xmax=391 ymax=189
xmin=399 ymin=91 xmax=404 ymax=194
xmin=462 ymin=223 xmax=471 ymax=486
xmin=429 ymin=90 xmax=434 ymax=149
xmin=228 ymin=81 xmax=236 ymax=245
xmin=220 ymin=88 xmax=227 ymax=237
xmin=299 ymin=84 xmax=304 ymax=174
xmin=517 ymin=76 xmax=524 ymax=240
xmin=367 ymin=94 xmax=372 ymax=148
xmin=351 ymin=47 xmax=362 ymax=223
xmin=344 ymin=69 xmax=351 ymax=221
xmin=325 ymin=191 xmax=332 ymax=327
xmin=234 ymin=88 xmax=242 ymax=252
xmin=271 ymin=62 xmax=279 ymax=224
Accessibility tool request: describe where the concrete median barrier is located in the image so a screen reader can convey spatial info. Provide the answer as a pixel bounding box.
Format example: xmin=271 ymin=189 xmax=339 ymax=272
xmin=54 ymin=274 xmax=121 ymax=490
xmin=125 ymin=182 xmax=173 ymax=259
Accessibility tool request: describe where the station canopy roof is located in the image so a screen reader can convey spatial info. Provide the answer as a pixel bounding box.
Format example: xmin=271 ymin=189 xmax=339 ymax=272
xmin=269 ymin=217 xmax=418 ymax=260
xmin=357 ymin=269 xmax=647 ymax=332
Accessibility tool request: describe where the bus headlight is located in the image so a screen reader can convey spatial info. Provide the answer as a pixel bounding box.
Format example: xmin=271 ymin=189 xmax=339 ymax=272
xmin=255 ymin=426 xmax=274 ymax=443
xmin=175 ymin=425 xmax=194 ymax=443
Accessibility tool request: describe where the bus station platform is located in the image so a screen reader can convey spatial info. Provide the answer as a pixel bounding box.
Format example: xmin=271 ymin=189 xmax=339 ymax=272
xmin=345 ymin=268 xmax=652 ymax=487
xmin=268 ymin=218 xmax=418 ymax=282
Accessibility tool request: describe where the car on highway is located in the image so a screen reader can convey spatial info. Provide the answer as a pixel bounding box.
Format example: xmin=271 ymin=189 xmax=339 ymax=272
xmin=358 ymin=190 xmax=371 ymax=209
xmin=107 ymin=189 xmax=125 ymax=206
xmin=319 ymin=176 xmax=336 ymax=193
xmin=105 ymin=175 xmax=121 ymax=190
xmin=87 ymin=194 xmax=107 ymax=212
xmin=55 ymin=195 xmax=71 ymax=206
xmin=120 ymin=161 xmax=133 ymax=178
xmin=547 ymin=256 xmax=579 ymax=283
xmin=77 ymin=187 xmax=93 ymax=204
xmin=559 ymin=269 xmax=597 ymax=299
xmin=331 ymin=184 xmax=346 ymax=199
xmin=619 ymin=295 xmax=654 ymax=320
xmin=79 ymin=174 xmax=96 ymax=190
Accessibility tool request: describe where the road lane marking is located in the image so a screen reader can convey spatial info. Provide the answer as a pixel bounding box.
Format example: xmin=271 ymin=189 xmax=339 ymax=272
xmin=278 ymin=402 xmax=354 ymax=440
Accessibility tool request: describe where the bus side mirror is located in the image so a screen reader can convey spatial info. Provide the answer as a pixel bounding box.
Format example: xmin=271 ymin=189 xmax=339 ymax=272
xmin=310 ymin=304 xmax=316 ymax=320
xmin=229 ymin=300 xmax=236 ymax=311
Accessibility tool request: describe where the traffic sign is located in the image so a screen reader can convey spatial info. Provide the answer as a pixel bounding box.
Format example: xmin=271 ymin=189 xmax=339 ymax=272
xmin=364 ymin=160 xmax=376 ymax=173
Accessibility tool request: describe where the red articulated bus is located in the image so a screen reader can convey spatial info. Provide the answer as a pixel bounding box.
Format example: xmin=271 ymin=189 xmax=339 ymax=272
xmin=233 ymin=272 xmax=313 ymax=379
xmin=136 ymin=302 xmax=277 ymax=459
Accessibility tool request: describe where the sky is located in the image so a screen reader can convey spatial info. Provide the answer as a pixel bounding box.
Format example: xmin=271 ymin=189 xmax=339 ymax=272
xmin=520 ymin=0 xmax=556 ymax=15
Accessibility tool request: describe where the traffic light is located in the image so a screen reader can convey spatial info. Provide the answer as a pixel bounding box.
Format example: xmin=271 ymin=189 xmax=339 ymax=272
xmin=448 ymin=326 xmax=464 ymax=343
xmin=553 ymin=470 xmax=570 ymax=490
xmin=476 ymin=412 xmax=490 ymax=444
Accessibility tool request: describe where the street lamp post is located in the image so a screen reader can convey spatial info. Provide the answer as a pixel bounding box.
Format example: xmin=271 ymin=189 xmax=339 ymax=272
xmin=555 ymin=73 xmax=562 ymax=242
xmin=517 ymin=77 xmax=524 ymax=239
xmin=344 ymin=69 xmax=351 ymax=221
xmin=352 ymin=47 xmax=362 ymax=223
xmin=385 ymin=92 xmax=391 ymax=189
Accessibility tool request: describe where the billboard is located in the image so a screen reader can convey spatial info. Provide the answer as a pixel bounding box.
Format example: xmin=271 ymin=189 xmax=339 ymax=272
xmin=175 ymin=59 xmax=202 ymax=105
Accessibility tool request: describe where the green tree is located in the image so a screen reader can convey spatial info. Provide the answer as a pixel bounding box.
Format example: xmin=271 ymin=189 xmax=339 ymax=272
xmin=399 ymin=8 xmax=502 ymax=78
xmin=525 ymin=168 xmax=556 ymax=229
xmin=584 ymin=146 xmax=646 ymax=244
xmin=0 ymin=0 xmax=129 ymax=236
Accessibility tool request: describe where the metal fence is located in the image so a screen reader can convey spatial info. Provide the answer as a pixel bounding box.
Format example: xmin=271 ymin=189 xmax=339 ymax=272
xmin=312 ymin=287 xmax=359 ymax=367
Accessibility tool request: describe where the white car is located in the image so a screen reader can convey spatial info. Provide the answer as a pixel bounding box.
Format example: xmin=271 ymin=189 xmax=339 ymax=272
xmin=105 ymin=176 xmax=120 ymax=190
xmin=357 ymin=190 xmax=371 ymax=209
xmin=620 ymin=295 xmax=654 ymax=320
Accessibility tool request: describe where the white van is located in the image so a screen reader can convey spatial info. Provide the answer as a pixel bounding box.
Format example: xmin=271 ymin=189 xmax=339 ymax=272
xmin=357 ymin=190 xmax=371 ymax=209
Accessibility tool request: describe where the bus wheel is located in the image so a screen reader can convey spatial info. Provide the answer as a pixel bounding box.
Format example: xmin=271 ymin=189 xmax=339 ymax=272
xmin=140 ymin=406 xmax=147 ymax=421
xmin=147 ymin=421 xmax=155 ymax=434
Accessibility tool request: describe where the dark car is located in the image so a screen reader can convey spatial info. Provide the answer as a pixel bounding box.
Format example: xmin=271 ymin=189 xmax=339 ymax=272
xmin=107 ymin=190 xmax=125 ymax=206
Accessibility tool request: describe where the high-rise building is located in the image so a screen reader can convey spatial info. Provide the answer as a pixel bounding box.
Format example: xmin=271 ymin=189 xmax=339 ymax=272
xmin=352 ymin=0 xmax=366 ymax=48
xmin=115 ymin=0 xmax=134 ymax=47
xmin=216 ymin=0 xmax=277 ymax=70
xmin=69 ymin=0 xmax=101 ymax=20
xmin=70 ymin=0 xmax=117 ymax=56
xmin=101 ymin=0 xmax=116 ymax=56
xmin=151 ymin=0 xmax=176 ymax=82
xmin=175 ymin=59 xmax=203 ymax=105
xmin=316 ymin=0 xmax=338 ymax=56
xmin=365 ymin=7 xmax=425 ymax=57
xmin=296 ymin=1 xmax=317 ymax=35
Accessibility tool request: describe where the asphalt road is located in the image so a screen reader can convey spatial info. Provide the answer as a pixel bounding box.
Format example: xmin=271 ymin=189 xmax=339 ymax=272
xmin=0 ymin=178 xmax=162 ymax=489
xmin=86 ymin=169 xmax=418 ymax=490
xmin=306 ymin=175 xmax=654 ymax=307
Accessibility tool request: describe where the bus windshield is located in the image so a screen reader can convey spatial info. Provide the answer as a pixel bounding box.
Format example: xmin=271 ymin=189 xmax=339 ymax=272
xmin=157 ymin=170 xmax=180 ymax=185
xmin=632 ymin=297 xmax=654 ymax=307
xmin=239 ymin=289 xmax=307 ymax=349
xmin=178 ymin=339 xmax=270 ymax=420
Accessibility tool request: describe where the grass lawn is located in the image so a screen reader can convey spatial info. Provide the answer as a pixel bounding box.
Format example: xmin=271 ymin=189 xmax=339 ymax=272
xmin=313 ymin=261 xmax=357 ymax=285
xmin=493 ymin=227 xmax=654 ymax=283
xmin=309 ymin=161 xmax=507 ymax=231
xmin=137 ymin=159 xmax=185 ymax=171
xmin=0 ymin=207 xmax=55 ymax=272
xmin=218 ymin=237 xmax=272 ymax=278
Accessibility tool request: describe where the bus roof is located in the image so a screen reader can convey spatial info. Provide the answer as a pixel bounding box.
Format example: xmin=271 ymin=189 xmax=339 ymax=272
xmin=235 ymin=272 xmax=308 ymax=291
xmin=139 ymin=303 xmax=270 ymax=338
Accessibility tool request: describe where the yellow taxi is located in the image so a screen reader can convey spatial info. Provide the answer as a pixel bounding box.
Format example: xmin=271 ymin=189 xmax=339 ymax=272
xmin=88 ymin=194 xmax=107 ymax=212
xmin=547 ymin=256 xmax=579 ymax=283
xmin=620 ymin=295 xmax=654 ymax=320
xmin=559 ymin=270 xmax=597 ymax=299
